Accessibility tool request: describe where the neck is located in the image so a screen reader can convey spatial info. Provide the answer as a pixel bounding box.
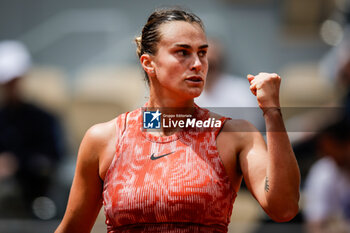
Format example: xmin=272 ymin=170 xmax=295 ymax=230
xmin=147 ymin=95 xmax=196 ymax=120
xmin=148 ymin=96 xmax=194 ymax=108
xmin=146 ymin=93 xmax=197 ymax=136
xmin=148 ymin=86 xmax=195 ymax=109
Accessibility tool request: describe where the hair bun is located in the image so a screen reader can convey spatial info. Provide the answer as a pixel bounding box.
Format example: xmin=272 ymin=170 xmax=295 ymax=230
xmin=135 ymin=36 xmax=142 ymax=57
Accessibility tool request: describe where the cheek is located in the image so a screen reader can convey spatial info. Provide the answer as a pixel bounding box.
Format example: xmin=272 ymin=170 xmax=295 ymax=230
xmin=158 ymin=58 xmax=187 ymax=76
xmin=201 ymin=61 xmax=209 ymax=77
xmin=204 ymin=61 xmax=209 ymax=73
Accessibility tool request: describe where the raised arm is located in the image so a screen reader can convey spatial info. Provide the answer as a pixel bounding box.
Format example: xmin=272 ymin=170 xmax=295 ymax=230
xmin=239 ymin=73 xmax=300 ymax=222
xmin=55 ymin=120 xmax=116 ymax=233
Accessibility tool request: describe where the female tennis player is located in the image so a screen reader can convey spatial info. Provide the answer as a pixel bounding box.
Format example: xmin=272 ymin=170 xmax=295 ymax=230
xmin=55 ymin=8 xmax=300 ymax=233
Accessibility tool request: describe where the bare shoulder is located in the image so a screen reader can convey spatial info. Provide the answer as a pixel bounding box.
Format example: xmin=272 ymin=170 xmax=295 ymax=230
xmin=84 ymin=118 xmax=117 ymax=147
xmin=224 ymin=118 xmax=258 ymax=134
xmin=208 ymin=110 xmax=258 ymax=138
xmin=216 ymin=115 xmax=261 ymax=150
xmin=78 ymin=117 xmax=119 ymax=179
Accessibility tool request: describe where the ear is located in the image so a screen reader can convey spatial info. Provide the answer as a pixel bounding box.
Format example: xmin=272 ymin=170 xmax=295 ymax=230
xmin=140 ymin=54 xmax=155 ymax=78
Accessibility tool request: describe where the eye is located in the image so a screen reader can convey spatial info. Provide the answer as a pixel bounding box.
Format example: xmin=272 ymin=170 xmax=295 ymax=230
xmin=198 ymin=50 xmax=207 ymax=57
xmin=176 ymin=50 xmax=189 ymax=56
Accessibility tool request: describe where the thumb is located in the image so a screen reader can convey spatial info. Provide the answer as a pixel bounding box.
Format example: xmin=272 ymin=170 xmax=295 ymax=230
xmin=247 ymin=74 xmax=254 ymax=84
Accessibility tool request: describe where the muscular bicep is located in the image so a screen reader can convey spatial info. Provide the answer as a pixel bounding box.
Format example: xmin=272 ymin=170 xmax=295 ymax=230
xmin=238 ymin=124 xmax=269 ymax=208
xmin=56 ymin=127 xmax=104 ymax=233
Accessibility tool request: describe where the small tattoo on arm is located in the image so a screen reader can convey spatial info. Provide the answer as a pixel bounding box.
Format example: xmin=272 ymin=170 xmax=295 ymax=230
xmin=265 ymin=176 xmax=270 ymax=192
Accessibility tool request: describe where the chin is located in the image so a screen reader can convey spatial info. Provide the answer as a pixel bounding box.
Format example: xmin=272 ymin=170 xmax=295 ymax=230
xmin=192 ymin=91 xmax=202 ymax=98
xmin=185 ymin=89 xmax=203 ymax=99
xmin=175 ymin=85 xmax=203 ymax=100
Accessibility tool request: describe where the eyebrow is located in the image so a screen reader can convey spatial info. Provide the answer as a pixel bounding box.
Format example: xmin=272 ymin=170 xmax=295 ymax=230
xmin=174 ymin=44 xmax=208 ymax=49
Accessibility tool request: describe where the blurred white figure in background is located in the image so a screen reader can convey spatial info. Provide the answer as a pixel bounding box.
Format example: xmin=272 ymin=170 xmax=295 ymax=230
xmin=304 ymin=119 xmax=350 ymax=233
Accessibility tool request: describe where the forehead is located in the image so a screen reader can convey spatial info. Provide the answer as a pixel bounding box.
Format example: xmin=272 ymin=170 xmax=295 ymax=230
xmin=158 ymin=21 xmax=207 ymax=47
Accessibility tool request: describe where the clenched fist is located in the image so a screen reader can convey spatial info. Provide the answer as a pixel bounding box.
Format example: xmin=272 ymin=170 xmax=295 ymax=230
xmin=247 ymin=73 xmax=281 ymax=110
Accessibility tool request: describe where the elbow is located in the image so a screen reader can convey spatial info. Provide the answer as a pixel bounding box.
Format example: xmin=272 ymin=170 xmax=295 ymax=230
xmin=269 ymin=202 xmax=299 ymax=222
xmin=266 ymin=188 xmax=300 ymax=222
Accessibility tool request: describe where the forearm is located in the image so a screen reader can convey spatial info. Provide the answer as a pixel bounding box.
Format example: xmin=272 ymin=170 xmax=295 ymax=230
xmin=246 ymin=72 xmax=300 ymax=220
xmin=263 ymin=108 xmax=300 ymax=220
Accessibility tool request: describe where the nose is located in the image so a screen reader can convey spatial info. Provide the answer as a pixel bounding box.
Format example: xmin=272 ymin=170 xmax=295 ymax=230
xmin=191 ymin=55 xmax=202 ymax=73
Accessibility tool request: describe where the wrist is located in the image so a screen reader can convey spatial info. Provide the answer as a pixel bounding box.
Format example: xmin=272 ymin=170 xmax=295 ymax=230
xmin=262 ymin=107 xmax=282 ymax=117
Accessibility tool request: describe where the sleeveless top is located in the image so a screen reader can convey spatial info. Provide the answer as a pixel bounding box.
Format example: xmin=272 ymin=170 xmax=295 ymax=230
xmin=102 ymin=105 xmax=237 ymax=233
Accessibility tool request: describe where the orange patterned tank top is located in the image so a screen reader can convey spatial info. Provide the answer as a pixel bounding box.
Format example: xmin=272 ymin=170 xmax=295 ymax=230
xmin=102 ymin=105 xmax=237 ymax=233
